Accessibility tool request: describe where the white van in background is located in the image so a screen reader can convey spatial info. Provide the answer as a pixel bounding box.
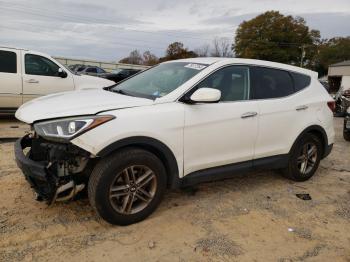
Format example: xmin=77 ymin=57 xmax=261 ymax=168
xmin=0 ymin=46 xmax=115 ymax=114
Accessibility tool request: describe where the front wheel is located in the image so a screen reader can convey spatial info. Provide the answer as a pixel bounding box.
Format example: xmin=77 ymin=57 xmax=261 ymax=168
xmin=88 ymin=148 xmax=167 ymax=225
xmin=283 ymin=134 xmax=322 ymax=181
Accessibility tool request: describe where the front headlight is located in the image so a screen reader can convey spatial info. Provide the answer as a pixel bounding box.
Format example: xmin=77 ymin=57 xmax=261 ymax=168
xmin=34 ymin=115 xmax=115 ymax=142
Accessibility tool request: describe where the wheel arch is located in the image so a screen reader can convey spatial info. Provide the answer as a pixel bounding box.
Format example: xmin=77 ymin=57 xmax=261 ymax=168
xmin=97 ymin=136 xmax=180 ymax=189
xmin=291 ymin=125 xmax=329 ymax=158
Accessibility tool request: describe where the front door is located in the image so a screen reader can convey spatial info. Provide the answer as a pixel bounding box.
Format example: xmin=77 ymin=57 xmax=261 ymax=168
xmin=183 ymin=66 xmax=259 ymax=176
xmin=22 ymin=53 xmax=74 ymax=103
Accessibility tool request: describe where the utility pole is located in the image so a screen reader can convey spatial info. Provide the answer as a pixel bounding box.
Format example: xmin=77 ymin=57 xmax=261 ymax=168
xmin=300 ymin=45 xmax=306 ymax=68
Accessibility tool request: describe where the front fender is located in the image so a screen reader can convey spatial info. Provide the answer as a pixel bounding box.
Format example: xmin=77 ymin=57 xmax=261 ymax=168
xmin=95 ymin=136 xmax=180 ymax=189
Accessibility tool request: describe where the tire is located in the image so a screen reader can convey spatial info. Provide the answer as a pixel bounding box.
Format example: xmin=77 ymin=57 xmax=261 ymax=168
xmin=282 ymin=134 xmax=322 ymax=182
xmin=344 ymin=118 xmax=350 ymax=141
xmin=88 ymin=148 xmax=167 ymax=225
xmin=344 ymin=131 xmax=350 ymax=141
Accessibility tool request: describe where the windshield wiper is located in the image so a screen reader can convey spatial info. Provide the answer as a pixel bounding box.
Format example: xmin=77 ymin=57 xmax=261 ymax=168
xmin=111 ymin=89 xmax=133 ymax=96
xmin=110 ymin=88 xmax=155 ymax=100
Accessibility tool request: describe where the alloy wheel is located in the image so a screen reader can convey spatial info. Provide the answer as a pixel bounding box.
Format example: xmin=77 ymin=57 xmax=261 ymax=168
xmin=297 ymin=143 xmax=318 ymax=175
xmin=109 ymin=165 xmax=157 ymax=215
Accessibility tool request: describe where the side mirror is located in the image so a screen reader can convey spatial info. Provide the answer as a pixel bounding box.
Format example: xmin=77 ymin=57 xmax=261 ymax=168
xmin=58 ymin=68 xmax=68 ymax=78
xmin=190 ymin=88 xmax=221 ymax=103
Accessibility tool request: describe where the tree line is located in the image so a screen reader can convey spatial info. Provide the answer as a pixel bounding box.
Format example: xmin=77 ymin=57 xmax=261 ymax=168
xmin=119 ymin=38 xmax=233 ymax=66
xmin=119 ymin=11 xmax=350 ymax=76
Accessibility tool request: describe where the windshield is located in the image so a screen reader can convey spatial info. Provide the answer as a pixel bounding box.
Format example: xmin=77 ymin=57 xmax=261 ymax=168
xmin=111 ymin=62 xmax=207 ymax=99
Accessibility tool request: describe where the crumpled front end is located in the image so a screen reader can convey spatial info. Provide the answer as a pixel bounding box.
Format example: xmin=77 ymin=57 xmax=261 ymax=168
xmin=15 ymin=134 xmax=93 ymax=204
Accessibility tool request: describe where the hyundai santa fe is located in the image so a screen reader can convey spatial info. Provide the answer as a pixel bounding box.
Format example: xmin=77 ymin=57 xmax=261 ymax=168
xmin=14 ymin=58 xmax=335 ymax=225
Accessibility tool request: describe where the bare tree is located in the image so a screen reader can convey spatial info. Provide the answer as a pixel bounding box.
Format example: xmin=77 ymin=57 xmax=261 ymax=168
xmin=143 ymin=51 xmax=159 ymax=66
xmin=211 ymin=37 xmax=233 ymax=57
xmin=119 ymin=50 xmax=143 ymax=65
xmin=211 ymin=38 xmax=221 ymax=57
xmin=194 ymin=44 xmax=210 ymax=57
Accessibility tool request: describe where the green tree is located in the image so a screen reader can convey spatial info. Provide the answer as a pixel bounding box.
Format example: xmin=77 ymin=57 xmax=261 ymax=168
xmin=233 ymin=11 xmax=320 ymax=68
xmin=315 ymin=37 xmax=350 ymax=76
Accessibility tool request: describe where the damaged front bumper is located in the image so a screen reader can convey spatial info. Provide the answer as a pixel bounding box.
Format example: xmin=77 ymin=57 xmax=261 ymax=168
xmin=14 ymin=134 xmax=90 ymax=204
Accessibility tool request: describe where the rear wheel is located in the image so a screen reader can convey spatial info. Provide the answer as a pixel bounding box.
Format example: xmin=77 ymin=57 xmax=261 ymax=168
xmin=283 ymin=134 xmax=322 ymax=181
xmin=344 ymin=119 xmax=350 ymax=141
xmin=88 ymin=148 xmax=167 ymax=225
xmin=344 ymin=131 xmax=350 ymax=141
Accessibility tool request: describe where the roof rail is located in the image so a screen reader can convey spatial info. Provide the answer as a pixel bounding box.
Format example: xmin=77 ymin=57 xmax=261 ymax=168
xmin=0 ymin=46 xmax=29 ymax=51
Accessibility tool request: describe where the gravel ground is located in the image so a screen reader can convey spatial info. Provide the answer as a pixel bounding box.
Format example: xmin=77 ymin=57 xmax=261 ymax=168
xmin=0 ymin=117 xmax=349 ymax=261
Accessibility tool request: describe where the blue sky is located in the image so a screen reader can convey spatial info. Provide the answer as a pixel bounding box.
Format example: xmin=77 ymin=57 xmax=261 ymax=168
xmin=0 ymin=0 xmax=349 ymax=61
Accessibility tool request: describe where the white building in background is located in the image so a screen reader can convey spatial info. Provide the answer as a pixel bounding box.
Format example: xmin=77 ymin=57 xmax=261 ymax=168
xmin=328 ymin=60 xmax=350 ymax=92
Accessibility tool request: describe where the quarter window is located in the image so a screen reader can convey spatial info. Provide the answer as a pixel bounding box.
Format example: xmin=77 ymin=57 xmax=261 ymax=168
xmin=250 ymin=67 xmax=294 ymax=99
xmin=0 ymin=50 xmax=17 ymax=73
xmin=291 ymin=72 xmax=311 ymax=92
xmin=25 ymin=54 xmax=60 ymax=76
xmin=196 ymin=66 xmax=250 ymax=102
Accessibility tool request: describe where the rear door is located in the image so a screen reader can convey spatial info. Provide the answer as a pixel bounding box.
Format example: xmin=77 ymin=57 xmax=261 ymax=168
xmin=0 ymin=49 xmax=22 ymax=110
xmin=22 ymin=52 xmax=74 ymax=103
xmin=250 ymin=66 xmax=311 ymax=159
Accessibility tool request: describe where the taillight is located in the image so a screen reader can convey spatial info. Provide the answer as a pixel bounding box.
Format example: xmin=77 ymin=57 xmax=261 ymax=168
xmin=327 ymin=101 xmax=335 ymax=112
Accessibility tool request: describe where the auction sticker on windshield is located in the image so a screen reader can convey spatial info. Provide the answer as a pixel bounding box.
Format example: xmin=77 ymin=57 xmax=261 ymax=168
xmin=184 ymin=63 xmax=207 ymax=70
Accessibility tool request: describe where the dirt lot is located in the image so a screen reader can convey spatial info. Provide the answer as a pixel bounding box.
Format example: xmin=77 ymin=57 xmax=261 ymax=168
xmin=0 ymin=118 xmax=349 ymax=261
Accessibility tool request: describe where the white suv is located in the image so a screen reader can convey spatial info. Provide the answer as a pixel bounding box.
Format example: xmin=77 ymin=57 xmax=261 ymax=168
xmin=14 ymin=58 xmax=335 ymax=225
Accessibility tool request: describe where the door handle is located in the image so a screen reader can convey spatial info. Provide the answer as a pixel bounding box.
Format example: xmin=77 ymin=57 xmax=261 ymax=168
xmin=296 ymin=105 xmax=308 ymax=111
xmin=241 ymin=112 xmax=258 ymax=118
xmin=26 ymin=79 xmax=39 ymax=84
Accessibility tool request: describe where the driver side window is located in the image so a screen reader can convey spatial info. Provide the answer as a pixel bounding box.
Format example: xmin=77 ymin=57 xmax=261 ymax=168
xmin=25 ymin=54 xmax=60 ymax=77
xmin=196 ymin=66 xmax=250 ymax=102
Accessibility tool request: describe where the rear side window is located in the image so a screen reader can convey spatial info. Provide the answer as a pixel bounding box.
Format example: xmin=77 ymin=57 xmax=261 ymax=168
xmin=86 ymin=67 xmax=97 ymax=73
xmin=250 ymin=67 xmax=294 ymax=99
xmin=0 ymin=50 xmax=17 ymax=73
xmin=97 ymin=68 xmax=105 ymax=73
xmin=291 ymin=72 xmax=311 ymax=92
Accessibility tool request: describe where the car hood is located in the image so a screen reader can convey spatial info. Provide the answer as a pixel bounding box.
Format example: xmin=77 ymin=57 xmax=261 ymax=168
xmin=15 ymin=89 xmax=154 ymax=124
xmin=73 ymin=74 xmax=115 ymax=89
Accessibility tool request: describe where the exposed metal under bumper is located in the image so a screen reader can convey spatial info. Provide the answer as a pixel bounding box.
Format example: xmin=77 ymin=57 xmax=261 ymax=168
xmin=51 ymin=181 xmax=85 ymax=204
xmin=14 ymin=135 xmax=85 ymax=204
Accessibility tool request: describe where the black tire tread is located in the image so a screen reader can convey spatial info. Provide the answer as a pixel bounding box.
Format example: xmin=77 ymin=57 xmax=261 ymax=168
xmin=282 ymin=133 xmax=322 ymax=182
xmin=88 ymin=147 xmax=166 ymax=225
xmin=344 ymin=131 xmax=350 ymax=141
